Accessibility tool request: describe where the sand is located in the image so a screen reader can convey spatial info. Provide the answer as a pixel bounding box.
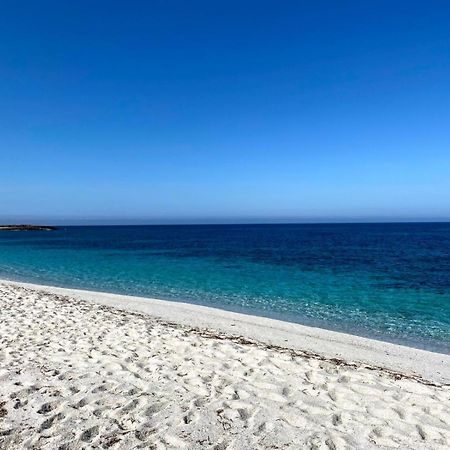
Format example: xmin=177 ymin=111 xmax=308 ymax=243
xmin=1 ymin=281 xmax=449 ymax=449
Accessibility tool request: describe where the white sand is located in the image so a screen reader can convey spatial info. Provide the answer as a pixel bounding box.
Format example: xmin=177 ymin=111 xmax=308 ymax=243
xmin=1 ymin=281 xmax=449 ymax=449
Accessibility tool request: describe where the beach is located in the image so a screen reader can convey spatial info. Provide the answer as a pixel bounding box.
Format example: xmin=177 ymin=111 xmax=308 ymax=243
xmin=1 ymin=281 xmax=450 ymax=449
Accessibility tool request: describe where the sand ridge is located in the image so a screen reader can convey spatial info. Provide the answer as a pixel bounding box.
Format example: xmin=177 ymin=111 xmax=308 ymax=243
xmin=1 ymin=283 xmax=450 ymax=449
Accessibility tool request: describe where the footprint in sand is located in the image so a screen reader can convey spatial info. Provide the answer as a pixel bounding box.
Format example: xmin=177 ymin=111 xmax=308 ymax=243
xmin=39 ymin=412 xmax=65 ymax=431
xmin=37 ymin=401 xmax=57 ymax=414
xmin=80 ymin=425 xmax=99 ymax=442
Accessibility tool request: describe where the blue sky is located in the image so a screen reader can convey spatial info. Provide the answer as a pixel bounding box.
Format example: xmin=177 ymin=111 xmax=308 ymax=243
xmin=1 ymin=1 xmax=450 ymax=224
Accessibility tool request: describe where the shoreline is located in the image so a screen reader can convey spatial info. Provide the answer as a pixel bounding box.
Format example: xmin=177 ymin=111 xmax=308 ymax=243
xmin=3 ymin=278 xmax=450 ymax=385
xmin=2 ymin=280 xmax=450 ymax=448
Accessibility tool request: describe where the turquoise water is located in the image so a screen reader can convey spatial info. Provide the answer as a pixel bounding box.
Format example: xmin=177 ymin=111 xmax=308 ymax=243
xmin=0 ymin=223 xmax=449 ymax=353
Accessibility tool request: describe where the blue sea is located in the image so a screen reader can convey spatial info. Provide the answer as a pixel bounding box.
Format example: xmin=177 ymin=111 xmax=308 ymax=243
xmin=0 ymin=223 xmax=449 ymax=353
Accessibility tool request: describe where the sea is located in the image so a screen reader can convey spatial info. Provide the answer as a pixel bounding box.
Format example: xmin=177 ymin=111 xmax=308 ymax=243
xmin=0 ymin=223 xmax=449 ymax=353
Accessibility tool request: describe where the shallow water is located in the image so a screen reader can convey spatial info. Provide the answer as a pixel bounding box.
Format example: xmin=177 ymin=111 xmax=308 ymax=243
xmin=0 ymin=223 xmax=449 ymax=353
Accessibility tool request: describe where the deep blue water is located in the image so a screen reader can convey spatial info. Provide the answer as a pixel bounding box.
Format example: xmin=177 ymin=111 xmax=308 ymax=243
xmin=0 ymin=223 xmax=449 ymax=353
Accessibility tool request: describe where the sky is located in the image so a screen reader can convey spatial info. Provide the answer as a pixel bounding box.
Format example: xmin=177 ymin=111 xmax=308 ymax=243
xmin=1 ymin=1 xmax=450 ymax=224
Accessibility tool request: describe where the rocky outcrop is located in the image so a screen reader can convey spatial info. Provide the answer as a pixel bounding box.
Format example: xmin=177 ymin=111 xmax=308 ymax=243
xmin=0 ymin=225 xmax=58 ymax=231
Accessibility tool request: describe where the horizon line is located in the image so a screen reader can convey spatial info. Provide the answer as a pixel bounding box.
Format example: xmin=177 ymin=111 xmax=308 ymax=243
xmin=3 ymin=219 xmax=450 ymax=227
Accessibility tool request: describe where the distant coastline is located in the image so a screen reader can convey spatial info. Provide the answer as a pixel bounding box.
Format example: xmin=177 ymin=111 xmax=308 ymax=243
xmin=0 ymin=224 xmax=57 ymax=231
